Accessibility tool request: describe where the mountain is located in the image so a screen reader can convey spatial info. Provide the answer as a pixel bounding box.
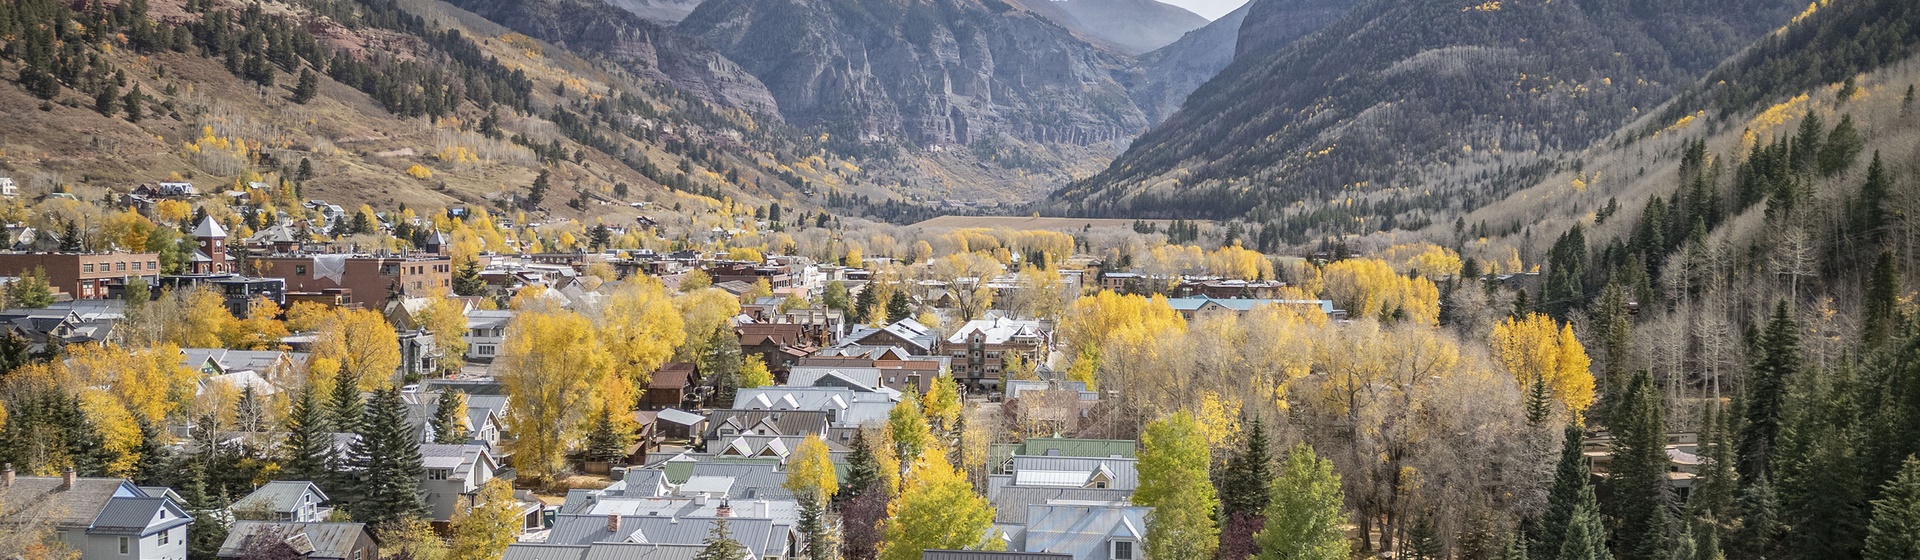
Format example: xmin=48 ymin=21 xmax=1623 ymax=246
xmin=1046 ymin=0 xmax=1210 ymax=55
xmin=1053 ymin=0 xmax=1802 ymax=226
xmin=1235 ymin=0 xmax=1360 ymax=57
xmin=0 ymin=0 xmax=867 ymax=221
xmin=602 ymin=0 xmax=707 ymax=22
xmin=440 ymin=0 xmax=779 ymax=115
xmin=675 ymin=0 xmax=1148 ymax=149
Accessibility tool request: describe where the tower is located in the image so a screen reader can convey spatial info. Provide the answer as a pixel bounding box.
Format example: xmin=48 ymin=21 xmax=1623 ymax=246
xmin=192 ymin=216 xmax=229 ymax=274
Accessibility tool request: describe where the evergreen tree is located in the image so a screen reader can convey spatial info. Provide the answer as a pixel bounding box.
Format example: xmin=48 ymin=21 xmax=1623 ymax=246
xmin=798 ymin=495 xmax=834 ymax=560
xmin=1256 ymin=444 xmax=1346 ymax=560
xmin=700 ymin=323 xmax=744 ymax=406
xmin=1738 ymin=301 xmax=1798 ymax=482
xmin=180 ymin=460 xmax=229 ymax=560
xmin=1535 ymin=423 xmax=1587 ymax=559
xmin=1863 ymin=251 xmax=1903 ymax=349
xmin=1819 ymin=114 xmax=1863 ymax=177
xmin=1775 ymin=364 xmax=1868 ymax=559
xmin=1603 ymin=371 xmax=1671 ymax=560
xmin=839 ymin=430 xmax=883 ymax=505
xmin=1592 ymin=283 xmax=1633 ymax=422
xmin=1558 ymin=491 xmax=1611 ymax=560
xmin=291 ymin=67 xmax=318 ymax=103
xmin=94 ymin=80 xmax=119 ymax=115
xmin=589 ymin=224 xmax=613 ymax=251
xmin=1404 ymin=517 xmax=1443 ymax=560
xmin=347 ymin=387 xmax=427 ymax=525
xmin=695 ymin=517 xmax=748 ymax=560
xmin=1525 ymin=369 xmax=1555 ymax=427
xmin=1221 ymin=416 xmax=1274 ymax=518
xmin=850 ymin=285 xmax=878 ymax=324
xmin=1863 ymin=457 xmax=1920 ymax=560
xmin=329 ymin=372 xmax=364 ymax=434
xmin=1688 ymin=406 xmax=1737 ymax=538
xmin=123 ymin=84 xmax=143 ymax=122
xmin=527 ymin=169 xmax=550 ymax=207
xmin=886 ymin=291 xmax=912 ymax=323
xmin=281 ymin=382 xmax=334 ymax=484
xmin=1855 ymin=152 xmax=1892 ymax=246
xmin=1730 ymin=477 xmax=1784 ymax=559
xmin=430 ymin=390 xmax=468 ymax=444
xmin=583 ymin=406 xmax=631 ymax=464
xmin=453 ymin=259 xmax=486 ymax=296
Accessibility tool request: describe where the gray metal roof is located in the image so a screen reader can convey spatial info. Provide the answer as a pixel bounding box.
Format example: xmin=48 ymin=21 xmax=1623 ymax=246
xmin=219 ymin=521 xmax=369 ymax=558
xmin=1018 ymin=504 xmax=1150 ymax=560
xmin=924 ymin=551 xmax=1074 ymax=560
xmin=502 ymin=543 xmax=592 ymax=560
xmin=546 ymin=515 xmax=781 ymax=558
xmin=90 ymin=496 xmax=190 ymax=536
xmin=988 ymin=487 xmax=1135 ymax=525
xmin=505 ymin=542 xmax=709 ymax=560
xmin=232 ymin=481 xmax=327 ymax=515
xmin=1005 ymin=457 xmax=1138 ymax=491
xmin=0 ymin=477 xmax=141 ymax=528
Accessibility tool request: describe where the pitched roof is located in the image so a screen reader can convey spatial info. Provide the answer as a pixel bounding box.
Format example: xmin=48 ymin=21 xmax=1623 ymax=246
xmin=946 ymin=318 xmax=1047 ymax=345
xmin=987 ymin=487 xmax=1135 ymax=525
xmin=231 ymin=481 xmax=328 ymax=515
xmin=504 ymin=542 xmax=709 ymax=560
xmin=546 ymin=515 xmax=781 ymax=558
xmin=193 ymin=215 xmax=228 ymax=238
xmin=219 ymin=521 xmax=369 ymax=558
xmin=924 ymin=551 xmax=1074 ymax=560
xmin=1018 ymin=504 xmax=1151 ymax=560
xmin=90 ymin=496 xmax=190 ymax=536
xmin=650 ymin=363 xmax=699 ymax=389
xmin=0 ymin=476 xmax=142 ymax=528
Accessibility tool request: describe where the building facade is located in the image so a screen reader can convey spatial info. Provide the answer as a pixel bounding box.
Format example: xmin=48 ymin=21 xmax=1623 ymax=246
xmin=252 ymin=255 xmax=452 ymax=306
xmin=0 ymin=252 xmax=162 ymax=300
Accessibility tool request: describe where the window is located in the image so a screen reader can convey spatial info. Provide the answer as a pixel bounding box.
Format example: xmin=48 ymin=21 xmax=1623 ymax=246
xmin=295 ymin=265 xmax=308 ymax=275
xmin=1111 ymin=540 xmax=1134 ymax=560
xmin=117 ymin=262 xmax=126 ymax=271
xmin=148 ymin=260 xmax=158 ymax=269
xmin=159 ymin=529 xmax=170 ymax=545
xmin=119 ymin=536 xmax=130 ymax=554
xmin=428 ymin=469 xmax=451 ymax=480
xmin=131 ymin=261 xmax=141 ymax=270
xmin=83 ymin=264 xmax=94 ymax=273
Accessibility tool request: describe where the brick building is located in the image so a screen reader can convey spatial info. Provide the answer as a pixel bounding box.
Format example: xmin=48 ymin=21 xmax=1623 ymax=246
xmin=252 ymin=254 xmax=452 ymax=307
xmin=0 ymin=252 xmax=161 ymax=300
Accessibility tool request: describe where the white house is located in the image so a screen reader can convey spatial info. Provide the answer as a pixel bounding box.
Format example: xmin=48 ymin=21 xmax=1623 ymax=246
xmin=0 ymin=469 xmax=191 ymax=560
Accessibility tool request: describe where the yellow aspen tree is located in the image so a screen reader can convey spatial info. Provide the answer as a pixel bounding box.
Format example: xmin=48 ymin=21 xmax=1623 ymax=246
xmin=222 ymin=296 xmax=289 ymax=350
xmin=313 ymin=308 xmax=403 ymax=390
xmin=447 ymin=480 xmax=521 ymax=559
xmin=414 ymin=295 xmax=470 ymax=375
xmin=1490 ymin=313 xmax=1595 ymax=414
xmin=78 ymin=389 xmax=142 ymax=477
xmin=598 ymin=279 xmax=686 ymax=412
xmin=922 ymin=374 xmax=962 ymax=433
xmin=164 ymin=286 xmax=239 ymax=348
xmin=740 ymin=356 xmax=774 ymax=389
xmin=783 ymin=435 xmax=840 ymax=503
xmin=499 ymin=309 xmax=614 ymax=483
xmin=878 ymin=454 xmax=1001 ymax=560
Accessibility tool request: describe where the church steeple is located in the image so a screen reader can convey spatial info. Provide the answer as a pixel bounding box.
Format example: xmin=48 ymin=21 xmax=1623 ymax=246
xmin=192 ymin=216 xmax=229 ymax=274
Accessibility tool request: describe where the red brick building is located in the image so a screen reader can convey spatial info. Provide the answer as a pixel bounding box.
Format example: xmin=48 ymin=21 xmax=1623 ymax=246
xmin=0 ymin=252 xmax=161 ymax=300
xmin=252 ymin=254 xmax=452 ymax=307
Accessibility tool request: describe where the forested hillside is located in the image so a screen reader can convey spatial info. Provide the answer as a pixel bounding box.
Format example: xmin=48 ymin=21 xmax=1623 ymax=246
xmin=1052 ymin=0 xmax=1800 ymax=232
xmin=0 ymin=0 xmax=886 ymax=224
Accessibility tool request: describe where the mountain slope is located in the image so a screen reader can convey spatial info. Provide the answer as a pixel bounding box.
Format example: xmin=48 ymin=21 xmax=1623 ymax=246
xmin=1235 ymin=0 xmax=1361 ymax=57
xmin=675 ymin=0 xmax=1148 ymax=149
xmin=1047 ymin=0 xmax=1209 ymax=55
xmin=439 ymin=0 xmax=780 ymax=115
xmin=1125 ymin=2 xmax=1250 ymax=124
xmin=1054 ymin=0 xmax=1801 ymax=226
xmin=602 ymin=0 xmax=705 ymax=22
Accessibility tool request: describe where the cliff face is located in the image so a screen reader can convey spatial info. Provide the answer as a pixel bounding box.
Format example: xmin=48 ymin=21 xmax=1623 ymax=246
xmin=1125 ymin=2 xmax=1251 ymax=123
xmin=446 ymin=0 xmax=781 ymax=115
xmin=601 ymin=0 xmax=707 ymax=22
xmin=677 ymin=0 xmax=1148 ymax=147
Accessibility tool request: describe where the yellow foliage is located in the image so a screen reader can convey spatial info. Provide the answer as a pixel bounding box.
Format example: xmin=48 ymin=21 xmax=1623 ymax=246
xmin=1321 ymin=259 xmax=1441 ymax=325
xmin=78 ymin=389 xmax=142 ymax=477
xmin=1489 ymin=313 xmax=1595 ymax=414
xmin=1059 ymin=292 xmax=1188 ymax=391
xmin=597 ymin=279 xmax=686 ymax=413
xmin=312 ymin=308 xmax=403 ymax=390
xmin=406 ymin=164 xmax=434 ymax=179
xmin=499 ymin=309 xmax=614 ymax=483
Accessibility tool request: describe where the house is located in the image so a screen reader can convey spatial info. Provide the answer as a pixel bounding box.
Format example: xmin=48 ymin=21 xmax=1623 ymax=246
xmin=403 ymin=390 xmax=506 ymax=448
xmin=503 ymin=542 xmax=712 ymax=560
xmin=938 ymin=318 xmax=1050 ymax=391
xmin=655 ymin=408 xmax=707 ymax=441
xmin=702 ymin=410 xmax=832 ymax=450
xmin=1163 ymin=297 xmax=1339 ymax=322
xmin=179 ymin=348 xmax=306 ymax=387
xmin=419 ymin=443 xmax=508 ymax=524
xmin=926 ymin=551 xmax=1073 ymax=560
xmin=217 ymin=521 xmax=377 ymax=560
xmin=1012 ymin=504 xmax=1151 ymax=560
xmin=540 ymin=514 xmax=791 ymax=560
xmin=839 ymin=318 xmax=939 ymax=355
xmin=732 ymin=386 xmax=896 ymax=430
xmin=737 ymin=323 xmax=816 ymax=376
xmin=0 ymin=469 xmax=191 ymax=560
xmin=988 ymin=455 xmax=1140 ymax=499
xmin=230 ymin=481 xmax=329 ymax=523
xmin=645 ymin=362 xmax=701 ymax=410
xmin=464 ymin=309 xmax=513 ymax=361
xmin=0 ymin=177 xmax=17 ymax=198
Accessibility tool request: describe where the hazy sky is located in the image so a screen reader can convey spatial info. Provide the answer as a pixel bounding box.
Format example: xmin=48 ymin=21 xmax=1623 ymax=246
xmin=1158 ymin=0 xmax=1250 ymax=20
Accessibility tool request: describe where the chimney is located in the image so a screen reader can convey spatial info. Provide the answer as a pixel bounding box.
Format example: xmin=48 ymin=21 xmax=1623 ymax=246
xmin=3 ymin=463 xmax=13 ymax=487
xmin=754 ymin=500 xmax=769 ymax=519
xmin=716 ymin=499 xmax=732 ymax=518
xmin=60 ymin=467 xmax=76 ymax=490
xmin=607 ymin=513 xmax=622 ymax=534
xmin=695 ymin=493 xmax=709 ymax=506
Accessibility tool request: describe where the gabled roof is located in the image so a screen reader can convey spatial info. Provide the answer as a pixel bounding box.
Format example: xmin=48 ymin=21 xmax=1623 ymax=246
xmin=1019 ymin=504 xmax=1152 ymax=560
xmin=547 ymin=515 xmax=782 ymax=558
xmin=0 ymin=476 xmax=146 ymax=529
xmin=231 ymin=481 xmax=328 ymax=516
xmin=89 ymin=496 xmax=191 ymax=536
xmin=193 ymin=215 xmax=228 ymax=238
xmin=219 ymin=521 xmax=370 ymax=558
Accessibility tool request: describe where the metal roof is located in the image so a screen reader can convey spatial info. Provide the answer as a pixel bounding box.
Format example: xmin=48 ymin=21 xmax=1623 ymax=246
xmin=231 ymin=481 xmax=328 ymax=515
xmin=219 ymin=521 xmax=369 ymax=558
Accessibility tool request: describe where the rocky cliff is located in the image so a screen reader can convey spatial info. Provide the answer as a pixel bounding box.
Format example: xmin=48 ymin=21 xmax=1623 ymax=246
xmin=1125 ymin=2 xmax=1251 ymax=123
xmin=446 ymin=0 xmax=781 ymax=115
xmin=676 ymin=0 xmax=1148 ymax=147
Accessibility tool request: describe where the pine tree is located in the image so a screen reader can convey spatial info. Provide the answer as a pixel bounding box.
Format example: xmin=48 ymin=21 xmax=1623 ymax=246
xmin=1856 ymin=151 xmax=1892 ymax=245
xmin=695 ymin=517 xmax=748 ymax=560
xmin=1557 ymin=491 xmax=1611 ymax=560
xmin=1526 ymin=369 xmax=1555 ymax=427
xmin=1603 ymin=371 xmax=1671 ymax=560
xmin=1592 ymin=283 xmax=1633 ymax=423
xmin=1730 ymin=477 xmax=1784 ymax=559
xmin=453 ymin=259 xmax=486 ymax=296
xmin=180 ymin=460 xmax=229 ymax=560
xmin=281 ymin=382 xmax=334 ymax=484
xmin=840 ymin=430 xmax=883 ymax=505
xmin=1863 ymin=456 xmax=1920 ymax=560
xmin=1256 ymin=444 xmax=1345 ymax=560
xmin=430 ymin=390 xmax=468 ymax=444
xmin=329 ymin=372 xmax=364 ymax=434
xmin=292 ymin=67 xmax=318 ymax=103
xmin=123 ymin=84 xmax=143 ymax=122
xmin=1818 ymin=114 xmax=1863 ymax=177
xmin=1775 ymin=364 xmax=1868 ymax=559
xmin=1404 ymin=516 xmax=1443 ymax=560
xmin=886 ymin=292 xmax=912 ymax=323
xmin=1738 ymin=301 xmax=1798 ymax=482
xmin=1535 ymin=423 xmax=1587 ymax=559
xmin=798 ymin=496 xmax=834 ymax=560
xmin=1688 ymin=406 xmax=1737 ymax=537
xmin=347 ymin=387 xmax=427 ymax=525
xmin=94 ymin=80 xmax=119 ymax=115
xmin=1221 ymin=417 xmax=1273 ymax=559
xmin=850 ymin=285 xmax=878 ymax=324
xmin=1863 ymin=251 xmax=1903 ymax=349
xmin=583 ymin=406 xmax=631 ymax=464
